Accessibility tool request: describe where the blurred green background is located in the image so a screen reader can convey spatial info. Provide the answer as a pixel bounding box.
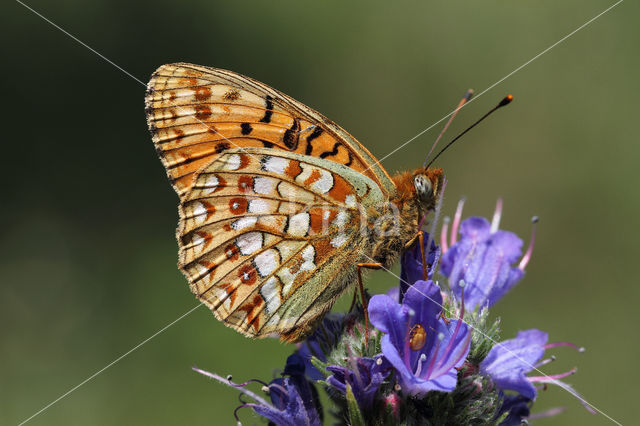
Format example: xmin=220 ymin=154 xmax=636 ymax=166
xmin=2 ymin=0 xmax=637 ymax=424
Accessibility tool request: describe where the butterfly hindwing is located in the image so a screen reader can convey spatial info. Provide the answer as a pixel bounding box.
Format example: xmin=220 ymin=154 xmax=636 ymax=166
xmin=178 ymin=148 xmax=385 ymax=341
xmin=145 ymin=63 xmax=396 ymax=200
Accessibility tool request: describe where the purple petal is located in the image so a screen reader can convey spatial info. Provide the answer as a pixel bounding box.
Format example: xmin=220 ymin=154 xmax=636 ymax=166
xmin=251 ymin=403 xmax=299 ymax=426
xmin=386 ymin=286 xmax=400 ymax=303
xmin=369 ymin=294 xmax=409 ymax=352
xmin=428 ymin=319 xmax=471 ymax=379
xmin=326 ymin=357 xmax=391 ymax=411
xmin=402 ymin=280 xmax=443 ymax=329
xmin=459 ymin=216 xmax=492 ymax=240
xmin=379 ymin=335 xmax=415 ymax=390
xmin=482 ymin=330 xmax=547 ymax=372
xmin=326 ymin=374 xmax=347 ymax=394
xmin=481 ymin=329 xmax=548 ymax=399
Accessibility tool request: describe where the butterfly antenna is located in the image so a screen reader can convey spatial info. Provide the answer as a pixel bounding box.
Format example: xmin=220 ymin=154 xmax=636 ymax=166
xmin=423 ymin=89 xmax=474 ymax=168
xmin=425 ymin=94 xmax=514 ymax=169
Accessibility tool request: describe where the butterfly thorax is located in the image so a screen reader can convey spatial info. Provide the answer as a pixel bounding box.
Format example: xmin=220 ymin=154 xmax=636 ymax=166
xmin=367 ymin=167 xmax=444 ymax=267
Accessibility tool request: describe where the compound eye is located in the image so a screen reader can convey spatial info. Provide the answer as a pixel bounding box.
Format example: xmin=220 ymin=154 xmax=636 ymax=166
xmin=414 ymin=175 xmax=432 ymax=200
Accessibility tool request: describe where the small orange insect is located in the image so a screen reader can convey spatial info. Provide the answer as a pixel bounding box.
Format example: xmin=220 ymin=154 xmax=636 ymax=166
xmin=409 ymin=324 xmax=428 ymax=351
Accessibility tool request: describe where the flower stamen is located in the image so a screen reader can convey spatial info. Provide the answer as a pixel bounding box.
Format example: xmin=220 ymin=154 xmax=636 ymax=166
xmin=233 ymin=403 xmax=250 ymax=426
xmin=424 ymin=333 xmax=445 ymax=379
xmin=434 ymin=288 xmax=466 ymax=374
xmin=519 ymin=216 xmax=538 ymax=271
xmin=490 ymin=198 xmax=503 ymax=233
xmin=528 ymin=367 xmax=577 ymax=382
xmin=544 ymin=342 xmax=585 ymax=352
xmin=268 ymin=383 xmax=288 ymax=395
xmin=441 ymin=216 xmax=450 ymax=253
xmin=450 ymin=197 xmax=466 ymax=246
xmin=535 ymin=355 xmax=556 ymax=368
xmin=414 ymin=353 xmax=428 ymax=377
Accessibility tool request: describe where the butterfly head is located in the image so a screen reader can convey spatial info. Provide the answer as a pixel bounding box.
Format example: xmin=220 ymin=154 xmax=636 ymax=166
xmin=413 ymin=168 xmax=444 ymax=211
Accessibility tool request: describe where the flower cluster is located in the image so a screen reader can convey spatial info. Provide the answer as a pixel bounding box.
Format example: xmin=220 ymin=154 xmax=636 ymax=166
xmin=195 ymin=200 xmax=594 ymax=425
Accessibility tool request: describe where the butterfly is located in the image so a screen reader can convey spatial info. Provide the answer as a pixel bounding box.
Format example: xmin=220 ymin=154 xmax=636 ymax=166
xmin=145 ymin=63 xmax=445 ymax=342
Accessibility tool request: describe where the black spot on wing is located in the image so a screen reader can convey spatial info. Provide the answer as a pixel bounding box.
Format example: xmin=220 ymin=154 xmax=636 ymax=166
xmin=345 ymin=151 xmax=353 ymax=166
xmin=241 ymin=123 xmax=253 ymax=135
xmin=319 ymin=142 xmax=341 ymax=159
xmin=216 ymin=142 xmax=231 ymax=153
xmin=259 ymin=95 xmax=274 ymax=123
xmin=306 ymin=126 xmax=323 ymax=143
xmin=282 ymin=118 xmax=300 ymax=149
xmin=304 ymin=127 xmax=323 ymax=155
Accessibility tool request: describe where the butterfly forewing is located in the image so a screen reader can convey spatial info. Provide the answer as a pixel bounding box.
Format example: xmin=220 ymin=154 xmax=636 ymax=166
xmin=145 ymin=63 xmax=395 ymax=199
xmin=177 ymin=148 xmax=385 ymax=341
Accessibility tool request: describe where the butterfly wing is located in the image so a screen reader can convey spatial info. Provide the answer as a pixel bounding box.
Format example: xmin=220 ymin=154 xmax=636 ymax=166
xmin=145 ymin=63 xmax=395 ymax=200
xmin=179 ymin=147 xmax=385 ymax=341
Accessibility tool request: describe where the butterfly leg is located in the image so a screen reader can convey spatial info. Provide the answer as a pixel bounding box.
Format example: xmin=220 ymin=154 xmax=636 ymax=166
xmin=404 ymin=231 xmax=429 ymax=280
xmin=356 ymin=262 xmax=383 ymax=340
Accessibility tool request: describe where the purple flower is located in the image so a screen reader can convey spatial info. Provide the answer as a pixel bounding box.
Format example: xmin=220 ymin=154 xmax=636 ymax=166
xmin=194 ymin=354 xmax=322 ymax=426
xmin=255 ymin=354 xmax=322 ymax=425
xmin=496 ymin=394 xmax=532 ymax=426
xmin=368 ymin=280 xmax=471 ymax=397
xmin=440 ymin=200 xmax=535 ymax=311
xmin=400 ymin=232 xmax=440 ymax=297
xmin=326 ymin=355 xmax=392 ymax=411
xmin=480 ymin=329 xmax=595 ymax=413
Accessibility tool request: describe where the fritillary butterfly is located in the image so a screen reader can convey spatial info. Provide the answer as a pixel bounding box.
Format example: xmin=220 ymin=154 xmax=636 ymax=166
xmin=145 ymin=63 xmax=444 ymax=342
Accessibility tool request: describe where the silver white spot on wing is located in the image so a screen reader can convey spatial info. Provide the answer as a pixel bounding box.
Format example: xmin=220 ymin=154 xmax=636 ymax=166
xmin=331 ymin=234 xmax=348 ymax=248
xmin=212 ymin=287 xmax=232 ymax=311
xmin=253 ymin=176 xmax=277 ymax=195
xmin=260 ymin=276 xmax=282 ymax=314
xmin=279 ymin=245 xmax=316 ymax=296
xmin=192 ymin=202 xmax=207 ymax=224
xmin=249 ymin=199 xmax=271 ymax=214
xmin=262 ymin=156 xmax=289 ymax=175
xmin=287 ymin=212 xmax=310 ymax=237
xmin=191 ymin=233 xmax=205 ymax=247
xmin=345 ymin=195 xmax=356 ymax=208
xmin=300 ymin=245 xmax=316 ymax=272
xmin=236 ymin=232 xmax=263 ymax=255
xmin=254 ymin=249 xmax=279 ymax=277
xmin=232 ymin=216 xmax=257 ymax=231
xmin=333 ymin=211 xmax=350 ymax=228
xmin=202 ymin=175 xmax=220 ymax=194
xmin=222 ymin=154 xmax=242 ymax=170
xmin=297 ymin=165 xmax=334 ymax=194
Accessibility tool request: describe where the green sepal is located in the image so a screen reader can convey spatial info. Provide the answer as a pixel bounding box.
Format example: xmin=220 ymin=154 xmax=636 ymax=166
xmin=346 ymin=384 xmax=365 ymax=426
xmin=310 ymin=355 xmax=330 ymax=379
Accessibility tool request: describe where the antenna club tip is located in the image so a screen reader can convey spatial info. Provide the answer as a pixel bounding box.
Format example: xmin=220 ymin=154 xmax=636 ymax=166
xmin=531 ymin=216 xmax=539 ymax=224
xmin=499 ymin=94 xmax=514 ymax=107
